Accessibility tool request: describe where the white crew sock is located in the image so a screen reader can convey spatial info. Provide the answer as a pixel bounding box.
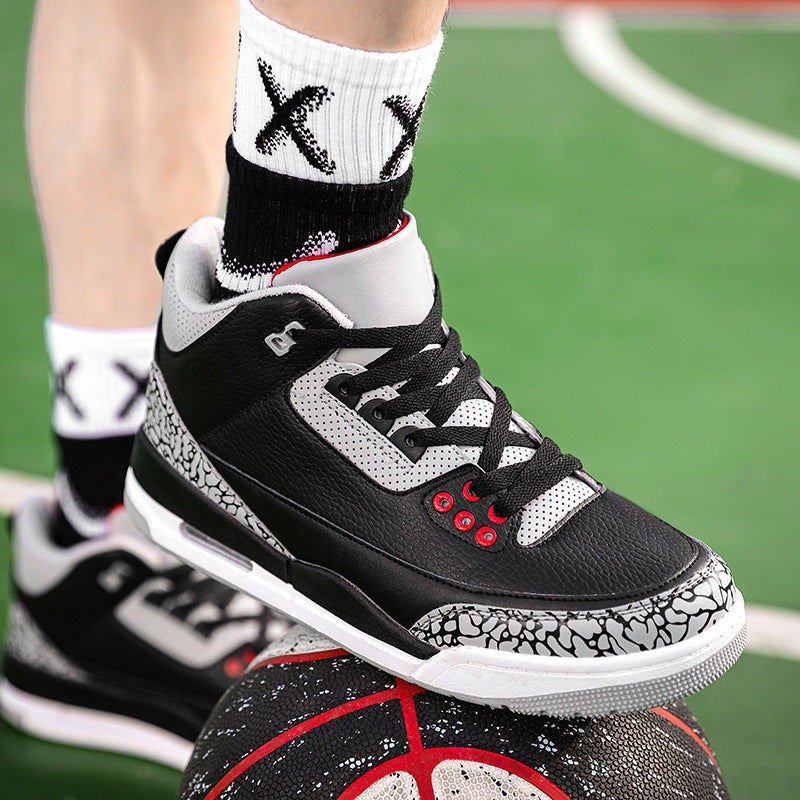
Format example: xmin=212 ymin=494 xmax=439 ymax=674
xmin=232 ymin=0 xmax=443 ymax=184
xmin=47 ymin=320 xmax=155 ymax=440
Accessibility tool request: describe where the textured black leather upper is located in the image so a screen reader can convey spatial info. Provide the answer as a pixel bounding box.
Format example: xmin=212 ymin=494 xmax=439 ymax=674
xmin=156 ymin=292 xmax=703 ymax=617
xmin=16 ymin=550 xmax=239 ymax=724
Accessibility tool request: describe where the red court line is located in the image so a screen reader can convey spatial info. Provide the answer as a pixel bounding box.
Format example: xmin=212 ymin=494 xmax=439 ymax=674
xmin=451 ymin=0 xmax=800 ymax=17
xmin=652 ymin=707 xmax=719 ymax=766
xmin=453 ymin=0 xmax=800 ymax=7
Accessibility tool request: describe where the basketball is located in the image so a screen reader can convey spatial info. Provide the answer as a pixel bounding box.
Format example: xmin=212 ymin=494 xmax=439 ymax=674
xmin=177 ymin=626 xmax=729 ymax=800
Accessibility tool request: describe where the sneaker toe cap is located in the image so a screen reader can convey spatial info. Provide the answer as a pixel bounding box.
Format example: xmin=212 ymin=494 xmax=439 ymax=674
xmin=410 ymin=544 xmax=740 ymax=658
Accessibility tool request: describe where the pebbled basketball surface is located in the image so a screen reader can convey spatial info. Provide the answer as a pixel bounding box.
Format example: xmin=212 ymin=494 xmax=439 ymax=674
xmin=176 ymin=627 xmax=730 ymax=800
xmin=1 ymin=2 xmax=799 ymax=798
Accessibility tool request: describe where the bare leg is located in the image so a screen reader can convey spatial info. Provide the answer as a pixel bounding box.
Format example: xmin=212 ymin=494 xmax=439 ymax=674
xmin=28 ymin=0 xmax=237 ymax=546
xmin=253 ymin=0 xmax=448 ymax=51
xmin=28 ymin=0 xmax=238 ymax=328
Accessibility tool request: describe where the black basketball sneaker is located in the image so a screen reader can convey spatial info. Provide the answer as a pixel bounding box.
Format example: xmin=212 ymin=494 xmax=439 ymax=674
xmin=124 ymin=214 xmax=746 ymax=716
xmin=1 ymin=496 xmax=288 ymax=768
xmin=176 ymin=624 xmax=731 ymax=800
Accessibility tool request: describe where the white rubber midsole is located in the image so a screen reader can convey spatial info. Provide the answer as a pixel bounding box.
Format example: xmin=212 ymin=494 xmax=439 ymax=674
xmin=0 ymin=678 xmax=193 ymax=770
xmin=125 ymin=469 xmax=747 ymax=707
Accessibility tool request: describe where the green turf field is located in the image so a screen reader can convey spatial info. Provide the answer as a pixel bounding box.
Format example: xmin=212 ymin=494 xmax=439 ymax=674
xmin=1 ymin=4 xmax=798 ymax=798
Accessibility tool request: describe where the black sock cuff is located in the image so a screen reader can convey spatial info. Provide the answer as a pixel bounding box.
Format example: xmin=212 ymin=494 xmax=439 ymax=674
xmin=222 ymin=138 xmax=412 ymax=276
xmin=225 ymin=138 xmax=412 ymax=212
xmin=55 ymin=433 xmax=134 ymax=510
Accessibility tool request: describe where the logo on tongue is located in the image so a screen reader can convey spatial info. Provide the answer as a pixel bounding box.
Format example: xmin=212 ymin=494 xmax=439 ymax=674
xmin=265 ymin=321 xmax=305 ymax=357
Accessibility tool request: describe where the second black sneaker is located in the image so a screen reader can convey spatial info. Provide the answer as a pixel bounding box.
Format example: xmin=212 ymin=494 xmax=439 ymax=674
xmin=1 ymin=496 xmax=288 ymax=767
xmin=125 ymin=215 xmax=746 ymax=716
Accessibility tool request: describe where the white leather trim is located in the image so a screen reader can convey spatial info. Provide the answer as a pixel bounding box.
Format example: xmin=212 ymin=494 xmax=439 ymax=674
xmin=160 ymin=217 xmax=353 ymax=353
xmin=247 ymin=624 xmax=338 ymax=668
xmin=13 ymin=497 xmax=173 ymax=597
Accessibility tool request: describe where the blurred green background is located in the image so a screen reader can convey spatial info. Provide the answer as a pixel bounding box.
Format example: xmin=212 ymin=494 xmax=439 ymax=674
xmin=1 ymin=2 xmax=798 ymax=798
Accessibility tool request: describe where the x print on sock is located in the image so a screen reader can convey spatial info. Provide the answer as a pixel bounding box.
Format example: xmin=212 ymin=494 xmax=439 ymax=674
xmin=54 ymin=360 xmax=83 ymax=419
xmin=255 ymin=60 xmax=336 ymax=176
xmin=114 ymin=362 xmax=148 ymax=420
xmin=380 ymin=93 xmax=426 ymax=181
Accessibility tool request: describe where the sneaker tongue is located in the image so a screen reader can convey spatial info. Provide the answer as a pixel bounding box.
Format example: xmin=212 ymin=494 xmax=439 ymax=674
xmin=271 ymin=214 xmax=435 ymax=330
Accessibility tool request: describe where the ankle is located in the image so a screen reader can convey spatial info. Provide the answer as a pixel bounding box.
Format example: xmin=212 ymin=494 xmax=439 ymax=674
xmin=218 ymin=142 xmax=411 ymax=294
xmin=217 ymin=0 xmax=442 ymax=294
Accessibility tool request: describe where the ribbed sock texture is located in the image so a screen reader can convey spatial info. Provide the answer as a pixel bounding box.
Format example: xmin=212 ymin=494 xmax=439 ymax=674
xmin=219 ymin=141 xmax=412 ymax=294
xmin=217 ymin=0 xmax=442 ymax=294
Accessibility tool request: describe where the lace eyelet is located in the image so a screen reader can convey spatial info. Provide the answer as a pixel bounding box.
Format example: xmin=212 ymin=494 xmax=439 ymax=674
xmin=462 ymin=481 xmax=481 ymax=502
xmin=488 ymin=505 xmax=508 ymax=524
xmin=433 ymin=492 xmax=453 ymax=513
xmin=358 ymin=398 xmax=392 ymax=434
xmin=475 ymin=526 xmax=497 ymax=547
xmin=390 ymin=426 xmax=426 ymax=463
xmin=454 ymin=511 xmax=475 ymax=531
xmin=325 ymin=374 xmax=360 ymax=409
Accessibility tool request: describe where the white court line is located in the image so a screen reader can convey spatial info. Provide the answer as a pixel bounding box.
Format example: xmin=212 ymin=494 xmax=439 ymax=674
xmin=745 ymin=604 xmax=800 ymax=661
xmin=0 ymin=468 xmax=52 ymax=512
xmin=559 ymin=3 xmax=800 ymax=181
xmin=0 ymin=467 xmax=797 ymax=662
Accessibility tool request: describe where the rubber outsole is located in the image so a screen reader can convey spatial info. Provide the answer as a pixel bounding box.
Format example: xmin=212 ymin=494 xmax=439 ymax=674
xmin=503 ymin=626 xmax=748 ymax=715
xmin=0 ymin=678 xmax=193 ymax=770
xmin=125 ymin=469 xmax=747 ymax=717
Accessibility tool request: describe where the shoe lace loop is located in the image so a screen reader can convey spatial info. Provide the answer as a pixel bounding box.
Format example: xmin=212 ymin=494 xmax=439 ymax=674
xmin=145 ymin=566 xmax=264 ymax=636
xmin=298 ymin=280 xmax=582 ymax=518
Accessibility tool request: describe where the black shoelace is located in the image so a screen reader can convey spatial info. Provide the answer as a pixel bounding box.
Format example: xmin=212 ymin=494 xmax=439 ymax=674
xmin=297 ymin=281 xmax=582 ymax=519
xmin=145 ymin=566 xmax=264 ymax=636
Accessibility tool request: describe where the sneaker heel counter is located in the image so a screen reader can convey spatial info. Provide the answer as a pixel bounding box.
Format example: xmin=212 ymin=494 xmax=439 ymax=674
xmin=155 ymin=229 xmax=187 ymax=279
xmin=8 ymin=499 xmax=51 ymax=596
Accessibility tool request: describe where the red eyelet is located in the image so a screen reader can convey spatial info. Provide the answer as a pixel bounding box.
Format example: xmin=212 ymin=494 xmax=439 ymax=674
xmin=224 ymin=654 xmax=246 ymax=677
xmin=488 ymin=505 xmax=508 ymax=524
xmin=475 ymin=527 xmax=497 ymax=547
xmin=433 ymin=492 xmax=454 ymax=513
xmin=462 ymin=481 xmax=481 ymax=502
xmin=454 ymin=511 xmax=475 ymax=531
